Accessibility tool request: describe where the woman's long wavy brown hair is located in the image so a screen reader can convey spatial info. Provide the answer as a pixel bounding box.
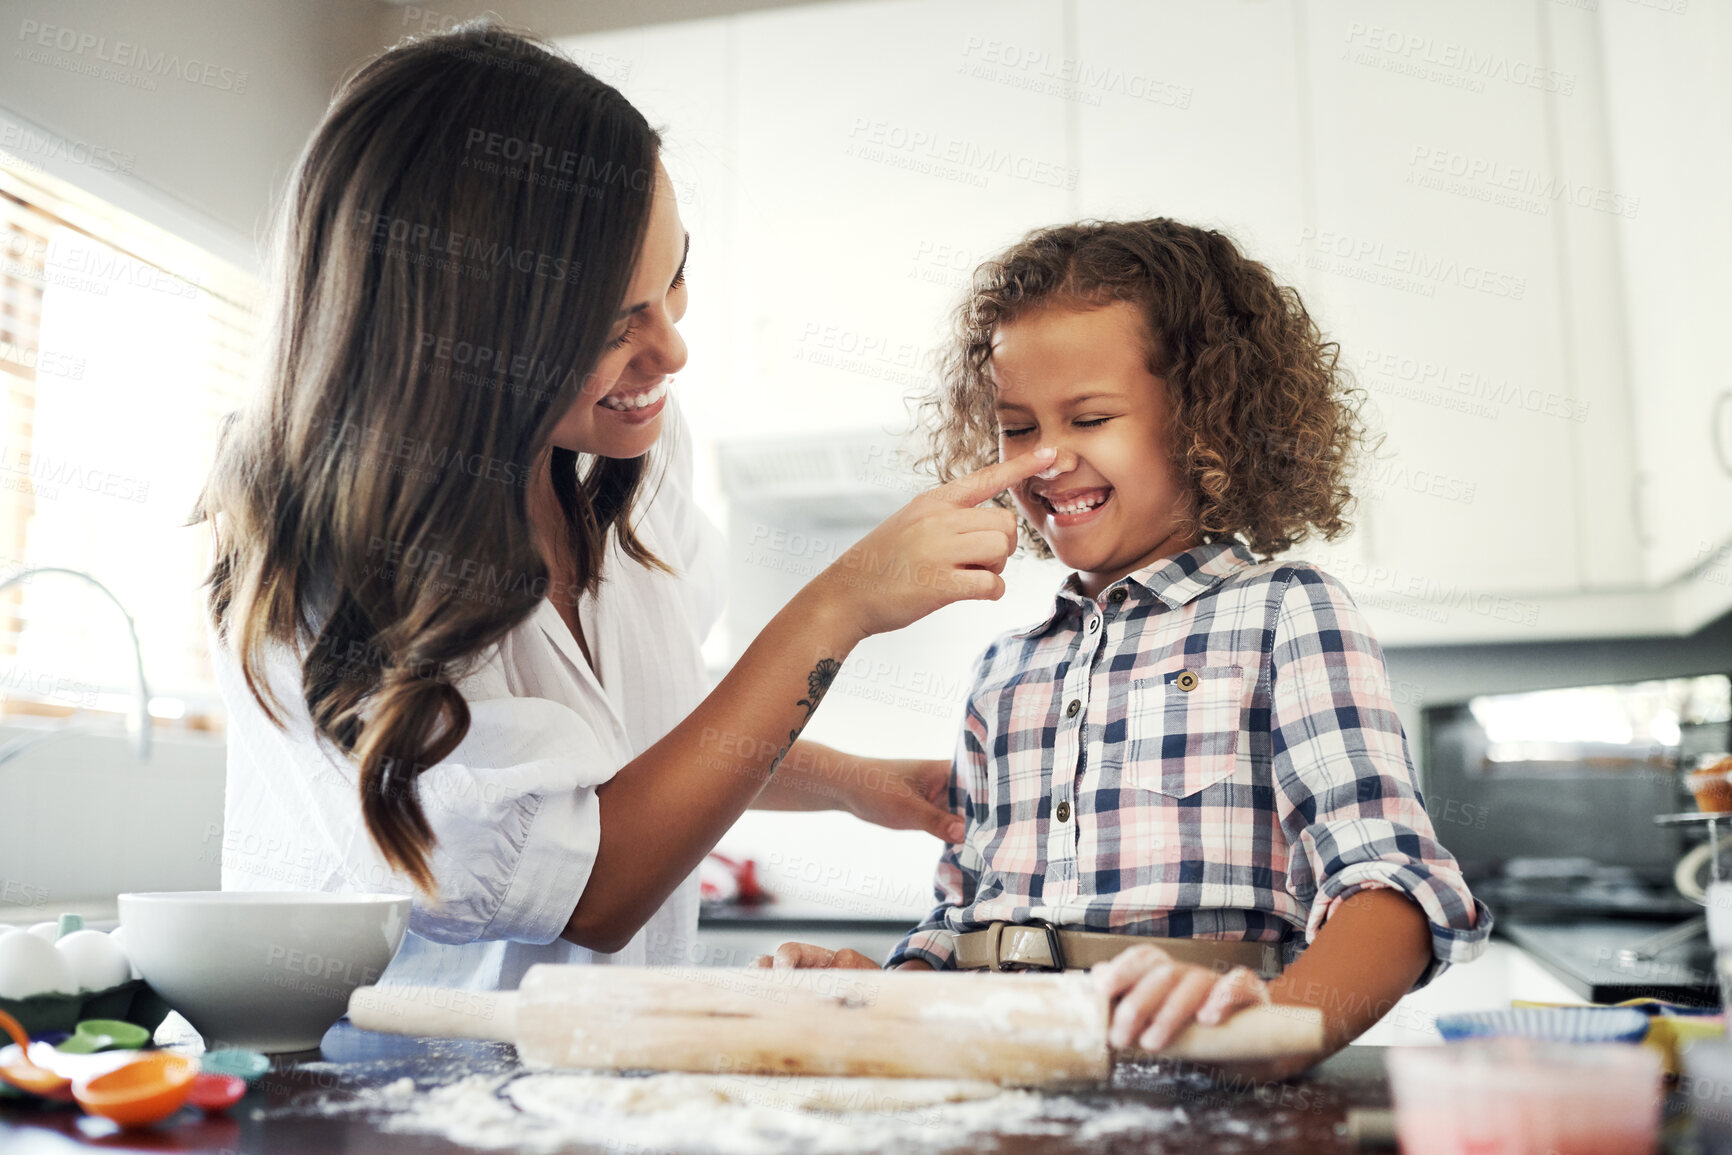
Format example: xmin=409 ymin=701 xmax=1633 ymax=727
xmin=917 ymin=219 xmax=1371 ymax=558
xmin=190 ymin=24 xmax=668 ymax=891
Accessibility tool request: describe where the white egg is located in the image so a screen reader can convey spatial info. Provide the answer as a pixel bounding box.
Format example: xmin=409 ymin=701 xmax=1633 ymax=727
xmin=26 ymin=921 xmax=60 ymax=943
xmin=53 ymin=930 xmax=130 ymax=993
xmin=105 ymin=926 xmax=142 ymax=981
xmin=0 ymin=928 xmax=75 ymax=999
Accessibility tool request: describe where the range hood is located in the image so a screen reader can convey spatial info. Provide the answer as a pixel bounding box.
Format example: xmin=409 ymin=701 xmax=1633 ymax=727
xmin=716 ymin=431 xmax=924 ymax=525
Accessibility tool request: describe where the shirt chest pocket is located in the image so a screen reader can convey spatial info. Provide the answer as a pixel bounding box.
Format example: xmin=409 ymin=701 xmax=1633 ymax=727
xmin=1121 ymin=666 xmax=1246 ymax=798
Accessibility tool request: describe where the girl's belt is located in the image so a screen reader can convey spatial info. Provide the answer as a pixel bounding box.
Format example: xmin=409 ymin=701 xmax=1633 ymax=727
xmin=949 ymin=920 xmax=1282 ymax=979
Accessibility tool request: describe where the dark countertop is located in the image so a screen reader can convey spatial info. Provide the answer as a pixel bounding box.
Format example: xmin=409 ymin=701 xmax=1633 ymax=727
xmin=1500 ymin=917 xmax=1719 ymax=1006
xmin=698 ymin=897 xmax=926 ymax=928
xmin=0 ymin=1021 xmax=1396 ymax=1153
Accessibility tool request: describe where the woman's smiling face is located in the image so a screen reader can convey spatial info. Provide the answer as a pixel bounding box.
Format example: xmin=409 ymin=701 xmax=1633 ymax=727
xmin=548 ymin=161 xmax=690 ymax=459
xmin=992 ymin=300 xmax=1200 ymax=598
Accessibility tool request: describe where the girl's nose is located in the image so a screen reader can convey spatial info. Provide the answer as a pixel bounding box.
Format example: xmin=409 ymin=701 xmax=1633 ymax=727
xmin=1035 ymin=445 xmax=1077 ymax=479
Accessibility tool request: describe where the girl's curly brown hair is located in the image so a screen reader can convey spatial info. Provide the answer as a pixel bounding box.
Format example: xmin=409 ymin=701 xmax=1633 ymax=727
xmin=915 ymin=218 xmax=1371 ymax=559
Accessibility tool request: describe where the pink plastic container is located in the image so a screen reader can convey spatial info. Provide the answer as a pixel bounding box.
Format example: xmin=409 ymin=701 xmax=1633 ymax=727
xmin=1387 ymin=1040 xmax=1662 ymax=1155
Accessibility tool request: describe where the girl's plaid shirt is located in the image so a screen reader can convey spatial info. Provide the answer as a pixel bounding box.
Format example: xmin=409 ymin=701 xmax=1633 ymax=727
xmin=887 ymin=540 xmax=1491 ymax=984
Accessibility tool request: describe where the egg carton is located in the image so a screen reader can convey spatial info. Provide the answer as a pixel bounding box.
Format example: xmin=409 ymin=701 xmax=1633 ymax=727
xmin=0 ymin=979 xmax=172 ymax=1038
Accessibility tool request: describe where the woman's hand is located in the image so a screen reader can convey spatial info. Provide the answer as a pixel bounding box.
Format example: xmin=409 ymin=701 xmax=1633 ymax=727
xmin=843 ymin=756 xmax=959 ymax=841
xmin=1093 ymin=945 xmax=1271 ymax=1053
xmin=751 ymin=942 xmax=882 ymax=969
xmin=750 ymin=742 xmax=963 ymax=840
xmin=816 ymin=448 xmax=1055 ymax=641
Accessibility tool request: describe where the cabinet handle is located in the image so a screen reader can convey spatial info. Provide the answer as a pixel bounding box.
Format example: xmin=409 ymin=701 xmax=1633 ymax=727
xmin=1715 ymin=391 xmax=1732 ymax=479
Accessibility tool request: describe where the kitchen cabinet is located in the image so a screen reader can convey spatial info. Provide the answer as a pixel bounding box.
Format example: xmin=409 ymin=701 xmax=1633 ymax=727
xmin=1071 ymin=0 xmax=1380 ymax=578
xmin=558 ymin=0 xmax=1732 ymax=655
xmin=1299 ymin=1 xmax=1583 ymax=602
xmin=727 ymin=0 xmax=1075 ymax=446
xmin=1596 ymin=0 xmax=1732 ymax=586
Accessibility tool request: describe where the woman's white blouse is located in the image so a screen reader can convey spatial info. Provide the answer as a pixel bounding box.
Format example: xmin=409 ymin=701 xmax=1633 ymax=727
xmin=210 ymin=400 xmax=726 ymax=992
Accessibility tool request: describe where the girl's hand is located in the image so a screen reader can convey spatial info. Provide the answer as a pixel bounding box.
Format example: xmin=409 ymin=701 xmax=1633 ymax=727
xmin=751 ymin=942 xmax=882 ymax=969
xmin=843 ymin=756 xmax=962 ymax=842
xmin=1092 ymin=945 xmax=1271 ymax=1053
xmin=816 ymin=448 xmax=1055 ymax=640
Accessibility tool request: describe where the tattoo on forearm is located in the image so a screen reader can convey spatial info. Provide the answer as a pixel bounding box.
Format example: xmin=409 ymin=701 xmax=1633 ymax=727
xmin=770 ymin=657 xmax=841 ymax=773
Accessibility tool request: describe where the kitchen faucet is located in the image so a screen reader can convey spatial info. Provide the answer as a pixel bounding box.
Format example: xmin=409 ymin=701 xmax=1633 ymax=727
xmin=0 ymin=566 xmax=152 ymax=767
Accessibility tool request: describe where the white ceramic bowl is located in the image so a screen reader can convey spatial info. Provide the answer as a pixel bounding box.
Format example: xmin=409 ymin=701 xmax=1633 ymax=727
xmin=118 ymin=891 xmax=410 ymax=1053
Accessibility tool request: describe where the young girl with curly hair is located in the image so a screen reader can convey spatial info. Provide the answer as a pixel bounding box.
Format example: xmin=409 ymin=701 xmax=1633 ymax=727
xmin=767 ymin=219 xmax=1490 ymax=1075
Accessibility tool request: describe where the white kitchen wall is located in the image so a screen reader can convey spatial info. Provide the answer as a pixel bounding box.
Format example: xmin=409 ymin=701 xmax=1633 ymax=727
xmin=0 ymin=726 xmax=223 ymax=922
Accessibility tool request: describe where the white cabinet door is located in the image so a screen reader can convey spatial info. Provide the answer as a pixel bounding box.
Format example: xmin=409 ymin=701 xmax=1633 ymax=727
xmin=728 ymin=0 xmax=1076 ymax=446
xmin=1074 ymin=0 xmax=1376 ymax=589
xmin=1300 ymin=0 xmax=1584 ymax=616
xmin=1598 ymin=0 xmax=1732 ymax=584
xmin=1074 ymin=0 xmax=1310 ymax=262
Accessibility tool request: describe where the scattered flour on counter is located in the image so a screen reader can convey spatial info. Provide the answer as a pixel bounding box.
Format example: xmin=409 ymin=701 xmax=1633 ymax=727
xmin=288 ymin=1071 xmax=1187 ymax=1153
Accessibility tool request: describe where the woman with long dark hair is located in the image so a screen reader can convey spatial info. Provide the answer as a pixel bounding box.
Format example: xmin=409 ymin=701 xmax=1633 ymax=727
xmin=192 ymin=24 xmax=1048 ymax=988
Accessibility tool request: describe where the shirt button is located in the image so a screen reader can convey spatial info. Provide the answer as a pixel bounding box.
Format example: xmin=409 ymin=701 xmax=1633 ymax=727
xmin=1108 ymin=588 xmax=1128 ymax=604
xmin=1087 ymin=617 xmax=1099 ymax=633
xmin=1065 ymin=699 xmax=1081 ymax=718
xmin=1055 ymin=800 xmax=1072 ymax=823
xmin=1176 ymin=670 xmax=1199 ymax=692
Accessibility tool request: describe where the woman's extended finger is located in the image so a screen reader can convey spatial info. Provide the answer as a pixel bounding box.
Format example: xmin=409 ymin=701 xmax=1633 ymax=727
xmin=1106 ymin=959 xmax=1182 ymax=1050
xmin=1137 ymin=968 xmax=1221 ymax=1052
xmin=933 ymin=448 xmax=1056 ymax=508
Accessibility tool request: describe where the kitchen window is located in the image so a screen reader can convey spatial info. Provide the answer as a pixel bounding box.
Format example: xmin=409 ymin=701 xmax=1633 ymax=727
xmin=0 ymin=155 xmax=259 ymax=734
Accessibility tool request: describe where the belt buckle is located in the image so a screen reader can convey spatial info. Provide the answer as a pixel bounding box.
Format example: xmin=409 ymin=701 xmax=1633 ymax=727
xmin=997 ymin=917 xmax=1067 ymax=973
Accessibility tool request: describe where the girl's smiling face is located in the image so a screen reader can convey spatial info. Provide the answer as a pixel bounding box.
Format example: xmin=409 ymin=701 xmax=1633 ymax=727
xmin=992 ymin=300 xmax=1200 ymax=598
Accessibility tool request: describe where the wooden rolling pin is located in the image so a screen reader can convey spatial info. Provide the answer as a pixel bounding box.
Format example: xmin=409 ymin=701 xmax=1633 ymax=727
xmin=347 ymin=965 xmax=1324 ymax=1086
